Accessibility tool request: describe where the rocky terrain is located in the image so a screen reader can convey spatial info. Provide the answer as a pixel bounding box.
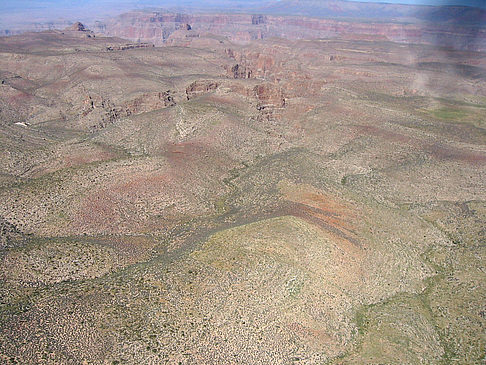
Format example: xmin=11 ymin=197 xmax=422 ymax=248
xmin=0 ymin=14 xmax=485 ymax=365
xmin=92 ymin=9 xmax=486 ymax=51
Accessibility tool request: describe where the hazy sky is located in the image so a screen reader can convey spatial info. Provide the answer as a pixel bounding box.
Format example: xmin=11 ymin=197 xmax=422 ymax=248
xmin=1 ymin=0 xmax=485 ymax=28
xmin=2 ymin=0 xmax=486 ymax=9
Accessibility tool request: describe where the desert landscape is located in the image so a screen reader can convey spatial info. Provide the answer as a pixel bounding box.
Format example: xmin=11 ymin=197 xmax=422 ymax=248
xmin=0 ymin=0 xmax=485 ymax=364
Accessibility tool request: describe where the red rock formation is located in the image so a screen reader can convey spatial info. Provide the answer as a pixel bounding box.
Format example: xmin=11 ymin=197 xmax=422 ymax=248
xmin=254 ymin=84 xmax=285 ymax=109
xmin=94 ymin=11 xmax=486 ymax=51
xmin=185 ymin=80 xmax=220 ymax=100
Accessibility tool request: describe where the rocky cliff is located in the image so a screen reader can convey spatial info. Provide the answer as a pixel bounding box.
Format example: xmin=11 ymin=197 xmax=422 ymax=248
xmin=94 ymin=10 xmax=486 ymax=51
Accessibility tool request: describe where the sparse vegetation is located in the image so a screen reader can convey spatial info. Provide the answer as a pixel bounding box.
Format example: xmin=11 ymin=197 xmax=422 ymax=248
xmin=0 ymin=11 xmax=485 ymax=364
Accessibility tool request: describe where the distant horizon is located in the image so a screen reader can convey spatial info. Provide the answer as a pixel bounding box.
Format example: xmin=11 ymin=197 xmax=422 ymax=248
xmin=2 ymin=0 xmax=486 ymax=11
xmin=1 ymin=0 xmax=485 ymax=31
xmin=348 ymin=0 xmax=486 ymax=8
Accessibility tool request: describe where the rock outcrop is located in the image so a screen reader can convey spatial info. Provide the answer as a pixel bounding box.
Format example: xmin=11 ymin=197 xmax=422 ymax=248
xmin=185 ymin=80 xmax=220 ymax=100
xmin=64 ymin=22 xmax=97 ymax=38
xmin=81 ymin=90 xmax=177 ymax=130
xmin=227 ymin=63 xmax=253 ymax=79
xmin=66 ymin=22 xmax=87 ymax=32
xmin=253 ymin=83 xmax=286 ymax=123
xmin=105 ymin=43 xmax=153 ymax=51
xmin=254 ymin=84 xmax=285 ymax=109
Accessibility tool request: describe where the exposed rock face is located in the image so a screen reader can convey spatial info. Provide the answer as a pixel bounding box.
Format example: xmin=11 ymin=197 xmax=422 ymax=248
xmin=125 ymin=90 xmax=177 ymax=112
xmin=95 ymin=11 xmax=486 ymax=51
xmin=227 ymin=63 xmax=252 ymax=79
xmin=253 ymin=83 xmax=286 ymax=123
xmin=82 ymin=90 xmax=177 ymax=130
xmin=186 ymin=80 xmax=220 ymax=100
xmin=105 ymin=43 xmax=153 ymax=51
xmin=254 ymin=84 xmax=285 ymax=109
xmin=225 ymin=47 xmax=280 ymax=80
xmin=252 ymin=15 xmax=267 ymax=25
xmin=182 ymin=77 xmax=287 ymax=124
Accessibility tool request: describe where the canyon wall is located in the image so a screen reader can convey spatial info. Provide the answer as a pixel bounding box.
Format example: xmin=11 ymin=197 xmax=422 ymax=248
xmin=93 ymin=11 xmax=486 ymax=51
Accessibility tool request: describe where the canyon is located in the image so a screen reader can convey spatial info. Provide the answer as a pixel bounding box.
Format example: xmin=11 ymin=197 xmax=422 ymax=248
xmin=93 ymin=10 xmax=486 ymax=51
xmin=0 ymin=1 xmax=485 ymax=364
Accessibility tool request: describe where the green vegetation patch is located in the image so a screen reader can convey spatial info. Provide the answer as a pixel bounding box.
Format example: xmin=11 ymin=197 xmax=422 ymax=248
xmin=347 ymin=294 xmax=444 ymax=364
xmin=422 ymin=102 xmax=486 ymax=128
xmin=430 ymin=107 xmax=468 ymax=120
